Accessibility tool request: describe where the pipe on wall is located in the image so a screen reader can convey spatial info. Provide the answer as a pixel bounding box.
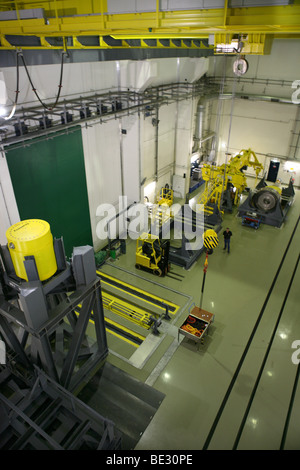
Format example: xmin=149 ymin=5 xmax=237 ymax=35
xmin=192 ymin=98 xmax=205 ymax=154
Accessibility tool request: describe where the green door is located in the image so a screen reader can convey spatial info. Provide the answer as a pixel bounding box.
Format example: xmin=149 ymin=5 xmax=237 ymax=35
xmin=6 ymin=127 xmax=93 ymax=258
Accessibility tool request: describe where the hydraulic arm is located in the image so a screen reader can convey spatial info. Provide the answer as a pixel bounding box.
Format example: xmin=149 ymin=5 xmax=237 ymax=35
xmin=198 ymin=148 xmax=264 ymax=214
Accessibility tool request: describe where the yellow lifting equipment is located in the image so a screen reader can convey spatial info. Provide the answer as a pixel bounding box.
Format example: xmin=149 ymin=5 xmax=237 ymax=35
xmin=198 ymin=148 xmax=264 ymax=215
xmin=156 ymin=185 xmax=174 ymax=207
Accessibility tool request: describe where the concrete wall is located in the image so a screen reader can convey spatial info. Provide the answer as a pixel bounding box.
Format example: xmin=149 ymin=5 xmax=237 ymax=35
xmin=0 ymin=152 xmax=20 ymax=244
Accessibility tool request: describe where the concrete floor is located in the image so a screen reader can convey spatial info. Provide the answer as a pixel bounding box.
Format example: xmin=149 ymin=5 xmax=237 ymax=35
xmin=93 ymin=184 xmax=300 ymax=450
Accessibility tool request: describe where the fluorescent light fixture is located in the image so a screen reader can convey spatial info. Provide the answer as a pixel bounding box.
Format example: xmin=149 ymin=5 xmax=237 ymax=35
xmin=144 ymin=181 xmax=156 ymax=194
xmin=284 ymin=161 xmax=300 ymax=172
xmin=216 ymin=39 xmax=242 ymax=54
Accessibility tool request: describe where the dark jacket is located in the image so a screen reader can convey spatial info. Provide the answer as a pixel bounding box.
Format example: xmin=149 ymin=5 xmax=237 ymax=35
xmin=223 ymin=230 xmax=232 ymax=240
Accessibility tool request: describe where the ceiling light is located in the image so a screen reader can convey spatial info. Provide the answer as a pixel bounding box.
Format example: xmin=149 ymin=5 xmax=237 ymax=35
xmin=144 ymin=181 xmax=156 ymax=194
xmin=215 ymin=39 xmax=243 ymax=54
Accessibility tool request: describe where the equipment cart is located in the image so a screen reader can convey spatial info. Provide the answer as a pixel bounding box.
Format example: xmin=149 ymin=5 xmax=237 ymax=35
xmin=178 ymin=306 xmax=215 ymax=347
xmin=242 ymin=213 xmax=261 ymax=229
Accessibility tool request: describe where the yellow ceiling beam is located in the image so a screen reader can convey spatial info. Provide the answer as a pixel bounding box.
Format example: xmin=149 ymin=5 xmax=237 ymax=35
xmin=0 ymin=4 xmax=299 ymax=54
xmin=0 ymin=6 xmax=300 ymax=37
xmin=111 ymin=33 xmax=209 ymax=39
xmin=0 ymin=35 xmax=211 ymax=51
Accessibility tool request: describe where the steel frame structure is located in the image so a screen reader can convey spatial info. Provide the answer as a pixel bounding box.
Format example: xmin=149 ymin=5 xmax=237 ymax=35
xmin=0 ymin=277 xmax=108 ymax=392
xmin=0 ymin=240 xmax=108 ymax=394
xmin=0 ymin=237 xmax=121 ymax=449
xmin=0 ymin=363 xmax=121 ymax=449
xmin=0 ymin=78 xmax=219 ymax=147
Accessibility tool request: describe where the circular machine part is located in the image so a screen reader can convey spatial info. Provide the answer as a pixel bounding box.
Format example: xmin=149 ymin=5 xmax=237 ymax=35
xmin=233 ymin=58 xmax=248 ymax=76
xmin=6 ymin=219 xmax=57 ymax=281
xmin=251 ymin=187 xmax=280 ymax=213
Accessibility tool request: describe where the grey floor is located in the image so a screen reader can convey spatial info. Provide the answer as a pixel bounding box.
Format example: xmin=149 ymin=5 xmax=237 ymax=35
xmin=83 ymin=184 xmax=300 ymax=450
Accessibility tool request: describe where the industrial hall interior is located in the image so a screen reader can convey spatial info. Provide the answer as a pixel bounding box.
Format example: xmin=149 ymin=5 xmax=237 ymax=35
xmin=0 ymin=0 xmax=300 ymax=452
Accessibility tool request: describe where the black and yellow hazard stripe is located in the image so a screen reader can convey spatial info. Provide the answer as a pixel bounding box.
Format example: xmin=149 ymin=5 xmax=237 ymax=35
xmin=104 ymin=317 xmax=145 ymax=348
xmin=97 ymin=271 xmax=180 ymax=315
xmin=75 ymin=305 xmax=145 ymax=348
xmin=203 ymin=236 xmax=219 ymax=249
xmin=203 ymin=229 xmax=219 ymax=250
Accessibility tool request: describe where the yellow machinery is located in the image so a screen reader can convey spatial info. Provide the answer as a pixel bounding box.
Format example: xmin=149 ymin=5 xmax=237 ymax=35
xmin=6 ymin=219 xmax=57 ymax=281
xmin=149 ymin=185 xmax=174 ymax=230
xmin=198 ymin=148 xmax=264 ymax=218
xmin=156 ymin=185 xmax=174 ymax=207
xmin=136 ymin=233 xmax=170 ymax=277
xmin=238 ymin=174 xmax=295 ymax=228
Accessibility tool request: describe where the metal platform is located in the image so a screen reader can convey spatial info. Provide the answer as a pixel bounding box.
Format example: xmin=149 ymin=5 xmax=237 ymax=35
xmin=78 ymin=362 xmax=165 ymax=450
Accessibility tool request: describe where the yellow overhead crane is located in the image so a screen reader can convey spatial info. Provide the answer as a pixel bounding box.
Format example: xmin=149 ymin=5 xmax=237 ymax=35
xmin=198 ymin=148 xmax=264 ymax=217
xmin=0 ymin=1 xmax=300 ymax=52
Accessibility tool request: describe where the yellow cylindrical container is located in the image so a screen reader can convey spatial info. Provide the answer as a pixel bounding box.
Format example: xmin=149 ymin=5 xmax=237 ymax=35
xmin=6 ymin=219 xmax=57 ymax=281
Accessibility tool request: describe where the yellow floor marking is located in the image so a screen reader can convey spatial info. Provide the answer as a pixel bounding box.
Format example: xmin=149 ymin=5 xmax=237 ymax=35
xmin=97 ymin=271 xmax=180 ymax=314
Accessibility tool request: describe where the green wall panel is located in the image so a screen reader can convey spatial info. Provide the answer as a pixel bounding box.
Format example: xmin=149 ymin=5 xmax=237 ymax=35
xmin=6 ymin=127 xmax=92 ymax=258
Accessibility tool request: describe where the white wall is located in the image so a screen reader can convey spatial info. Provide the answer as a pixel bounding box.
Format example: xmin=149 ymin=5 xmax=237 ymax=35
xmin=210 ymin=97 xmax=300 ymax=187
xmin=3 ymin=60 xmax=119 ymax=108
xmin=121 ymin=114 xmax=140 ymax=203
xmin=174 ymin=98 xmax=195 ymax=194
xmin=216 ymin=98 xmax=297 ymax=160
xmin=207 ymin=38 xmax=300 ymax=187
xmin=140 ymin=101 xmax=177 ymax=202
xmin=157 ymin=102 xmax=176 ymax=186
xmin=2 ymin=57 xmax=208 ymax=108
xmin=0 ymin=152 xmax=20 ymax=244
xmin=140 ymin=111 xmax=156 ymax=191
xmin=81 ymin=119 xmax=123 ymax=251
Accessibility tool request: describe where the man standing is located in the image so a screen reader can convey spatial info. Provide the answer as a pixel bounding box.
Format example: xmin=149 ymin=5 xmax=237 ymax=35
xmin=223 ymin=227 xmax=232 ymax=253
